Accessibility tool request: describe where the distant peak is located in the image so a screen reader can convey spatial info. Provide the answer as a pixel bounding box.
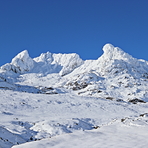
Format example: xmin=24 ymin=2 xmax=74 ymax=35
xmin=102 ymin=43 xmax=115 ymax=53
xmin=101 ymin=43 xmax=133 ymax=61
xmin=33 ymin=51 xmax=53 ymax=63
xmin=11 ymin=50 xmax=34 ymax=73
xmin=14 ymin=50 xmax=29 ymax=59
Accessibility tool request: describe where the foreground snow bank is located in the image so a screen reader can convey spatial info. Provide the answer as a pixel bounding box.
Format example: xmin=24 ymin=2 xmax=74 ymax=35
xmin=0 ymin=88 xmax=148 ymax=148
xmin=12 ymin=121 xmax=148 ymax=148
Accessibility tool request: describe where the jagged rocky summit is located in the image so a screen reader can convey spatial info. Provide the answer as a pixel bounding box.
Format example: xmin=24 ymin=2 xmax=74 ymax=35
xmin=0 ymin=43 xmax=148 ymax=103
xmin=1 ymin=43 xmax=147 ymax=75
xmin=1 ymin=50 xmax=83 ymax=76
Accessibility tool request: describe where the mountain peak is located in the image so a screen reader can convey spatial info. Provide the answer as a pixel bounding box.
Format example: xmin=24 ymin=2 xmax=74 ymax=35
xmin=0 ymin=44 xmax=146 ymax=78
xmin=102 ymin=43 xmax=114 ymax=53
xmin=101 ymin=43 xmax=133 ymax=61
xmin=12 ymin=50 xmax=29 ymax=60
xmin=1 ymin=50 xmax=34 ymax=73
xmin=10 ymin=50 xmax=34 ymax=73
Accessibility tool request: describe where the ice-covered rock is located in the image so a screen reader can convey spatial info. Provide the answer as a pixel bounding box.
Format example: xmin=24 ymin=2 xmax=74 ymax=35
xmin=1 ymin=63 xmax=12 ymax=71
xmin=102 ymin=43 xmax=133 ymax=61
xmin=52 ymin=53 xmax=83 ymax=76
xmin=11 ymin=50 xmax=34 ymax=73
xmin=33 ymin=52 xmax=53 ymax=64
xmin=33 ymin=52 xmax=83 ymax=76
xmin=68 ymin=43 xmax=148 ymax=78
xmin=1 ymin=50 xmax=83 ymax=76
xmin=99 ymin=44 xmax=148 ymax=76
xmin=0 ymin=50 xmax=34 ymax=74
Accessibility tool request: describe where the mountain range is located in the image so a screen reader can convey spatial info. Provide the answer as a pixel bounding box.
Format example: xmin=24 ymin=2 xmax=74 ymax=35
xmin=0 ymin=44 xmax=148 ymax=148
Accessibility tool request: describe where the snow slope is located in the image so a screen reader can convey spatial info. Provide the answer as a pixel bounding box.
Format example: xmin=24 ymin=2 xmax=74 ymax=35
xmin=0 ymin=89 xmax=148 ymax=148
xmin=12 ymin=121 xmax=148 ymax=148
xmin=0 ymin=44 xmax=148 ymax=147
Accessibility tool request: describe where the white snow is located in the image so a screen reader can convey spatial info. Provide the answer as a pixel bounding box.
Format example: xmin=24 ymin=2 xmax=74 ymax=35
xmin=102 ymin=43 xmax=133 ymax=61
xmin=11 ymin=50 xmax=34 ymax=73
xmin=33 ymin=52 xmax=83 ymax=76
xmin=0 ymin=43 xmax=148 ymax=148
xmin=12 ymin=122 xmax=148 ymax=148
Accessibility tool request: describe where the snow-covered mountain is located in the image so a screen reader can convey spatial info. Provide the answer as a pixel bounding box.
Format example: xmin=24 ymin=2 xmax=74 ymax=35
xmin=1 ymin=50 xmax=83 ymax=76
xmin=0 ymin=44 xmax=148 ymax=148
xmin=1 ymin=43 xmax=148 ymax=102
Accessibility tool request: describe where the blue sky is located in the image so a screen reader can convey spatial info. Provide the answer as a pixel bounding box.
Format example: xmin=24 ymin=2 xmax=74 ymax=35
xmin=1 ymin=0 xmax=148 ymax=66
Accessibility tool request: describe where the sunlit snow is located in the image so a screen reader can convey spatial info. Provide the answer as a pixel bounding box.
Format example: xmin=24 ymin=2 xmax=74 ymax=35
xmin=0 ymin=44 xmax=148 ymax=148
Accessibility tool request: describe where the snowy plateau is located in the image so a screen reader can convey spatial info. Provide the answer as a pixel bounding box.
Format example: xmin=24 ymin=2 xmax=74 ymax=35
xmin=0 ymin=44 xmax=148 ymax=148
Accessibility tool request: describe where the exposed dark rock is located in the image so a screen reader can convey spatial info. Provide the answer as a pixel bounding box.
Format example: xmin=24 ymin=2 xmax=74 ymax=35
xmin=93 ymin=126 xmax=100 ymax=129
xmin=45 ymin=92 xmax=58 ymax=94
xmin=67 ymin=81 xmax=88 ymax=91
xmin=139 ymin=113 xmax=148 ymax=117
xmin=30 ymin=136 xmax=33 ymax=141
xmin=142 ymin=73 xmax=148 ymax=79
xmin=106 ymin=97 xmax=114 ymax=100
xmin=45 ymin=87 xmax=54 ymax=90
xmin=121 ymin=117 xmax=129 ymax=122
xmin=121 ymin=118 xmax=126 ymax=122
xmin=128 ymin=99 xmax=146 ymax=104
xmin=116 ymin=99 xmax=124 ymax=102
xmin=97 ymin=90 xmax=102 ymax=93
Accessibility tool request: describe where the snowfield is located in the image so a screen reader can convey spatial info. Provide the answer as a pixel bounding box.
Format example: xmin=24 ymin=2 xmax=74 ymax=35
xmin=12 ymin=122 xmax=148 ymax=148
xmin=0 ymin=44 xmax=148 ymax=148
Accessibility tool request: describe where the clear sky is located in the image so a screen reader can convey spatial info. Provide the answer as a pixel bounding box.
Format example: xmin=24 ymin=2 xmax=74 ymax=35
xmin=1 ymin=0 xmax=148 ymax=66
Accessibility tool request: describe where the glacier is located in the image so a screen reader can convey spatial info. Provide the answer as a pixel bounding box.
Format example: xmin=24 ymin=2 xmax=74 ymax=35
xmin=0 ymin=44 xmax=148 ymax=148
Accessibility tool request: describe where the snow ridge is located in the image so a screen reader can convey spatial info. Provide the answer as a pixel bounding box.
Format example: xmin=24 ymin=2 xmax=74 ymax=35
xmin=1 ymin=50 xmax=83 ymax=76
xmin=1 ymin=43 xmax=148 ymax=101
xmin=102 ymin=43 xmax=133 ymax=61
xmin=0 ymin=43 xmax=148 ymax=148
xmin=1 ymin=43 xmax=147 ymax=77
xmin=1 ymin=50 xmax=34 ymax=73
xmin=33 ymin=52 xmax=84 ymax=76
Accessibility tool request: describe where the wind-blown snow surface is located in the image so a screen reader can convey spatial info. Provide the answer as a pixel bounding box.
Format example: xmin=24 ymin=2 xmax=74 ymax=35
xmin=0 ymin=44 xmax=148 ymax=147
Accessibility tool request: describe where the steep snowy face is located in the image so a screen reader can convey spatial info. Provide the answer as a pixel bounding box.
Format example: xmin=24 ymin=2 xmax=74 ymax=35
xmin=1 ymin=50 xmax=83 ymax=76
xmin=33 ymin=52 xmax=53 ymax=64
xmin=94 ymin=44 xmax=134 ymax=76
xmin=99 ymin=44 xmax=148 ymax=77
xmin=101 ymin=44 xmax=134 ymax=61
xmin=33 ymin=52 xmax=83 ymax=75
xmin=58 ymin=44 xmax=148 ymax=102
xmin=66 ymin=44 xmax=133 ymax=76
xmin=52 ymin=53 xmax=84 ymax=76
xmin=69 ymin=43 xmax=148 ymax=77
xmin=11 ymin=50 xmax=34 ymax=73
xmin=1 ymin=50 xmax=34 ymax=74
